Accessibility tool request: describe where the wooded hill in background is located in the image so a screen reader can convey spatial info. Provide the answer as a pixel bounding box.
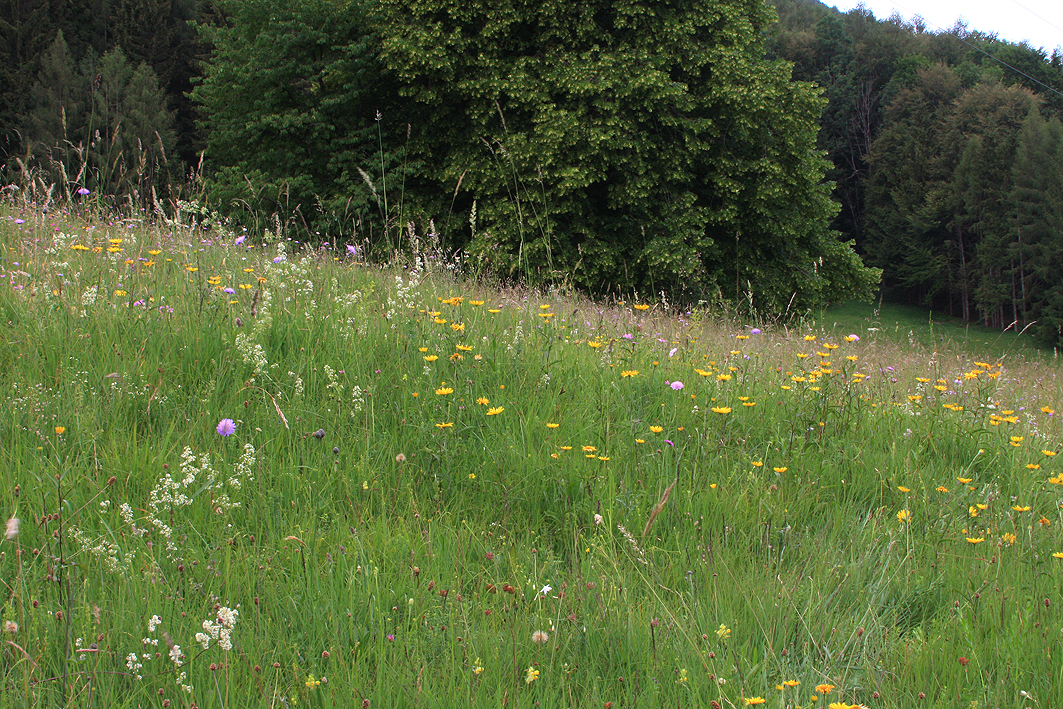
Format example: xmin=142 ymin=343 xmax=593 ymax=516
xmin=2 ymin=0 xmax=1063 ymax=341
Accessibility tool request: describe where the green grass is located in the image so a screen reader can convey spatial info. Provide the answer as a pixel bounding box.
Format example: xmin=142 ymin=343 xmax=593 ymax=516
xmin=820 ymin=299 xmax=1054 ymax=362
xmin=2 ymin=204 xmax=1063 ymax=709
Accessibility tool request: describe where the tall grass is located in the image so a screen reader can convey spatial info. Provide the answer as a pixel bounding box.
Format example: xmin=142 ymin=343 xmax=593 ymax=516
xmin=1 ymin=199 xmax=1062 ymax=709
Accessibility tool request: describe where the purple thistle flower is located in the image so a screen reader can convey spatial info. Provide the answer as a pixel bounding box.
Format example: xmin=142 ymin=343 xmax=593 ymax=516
xmin=216 ymin=418 xmax=236 ymax=437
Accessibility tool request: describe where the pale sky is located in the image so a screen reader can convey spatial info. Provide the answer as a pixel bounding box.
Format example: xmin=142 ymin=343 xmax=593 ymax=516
xmin=828 ymin=0 xmax=1063 ymax=54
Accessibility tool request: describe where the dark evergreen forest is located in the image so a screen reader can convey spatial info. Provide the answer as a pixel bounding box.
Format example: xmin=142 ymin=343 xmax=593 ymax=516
xmin=2 ymin=0 xmax=1062 ymax=341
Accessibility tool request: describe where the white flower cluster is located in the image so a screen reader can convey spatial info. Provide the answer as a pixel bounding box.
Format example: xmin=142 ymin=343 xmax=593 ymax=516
xmin=80 ymin=285 xmax=98 ymax=307
xmin=68 ymin=526 xmax=125 ymax=574
xmin=351 ymin=385 xmax=365 ymax=414
xmin=288 ymin=371 xmax=305 ymax=397
xmin=235 ymin=332 xmax=270 ymax=376
xmin=195 ymin=605 xmax=239 ymax=651
xmin=324 ymin=365 xmax=344 ymax=397
xmin=227 ymin=443 xmax=256 ymax=492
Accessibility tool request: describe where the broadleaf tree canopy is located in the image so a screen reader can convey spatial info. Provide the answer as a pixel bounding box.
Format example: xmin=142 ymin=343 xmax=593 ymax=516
xmin=374 ymin=0 xmax=879 ymax=307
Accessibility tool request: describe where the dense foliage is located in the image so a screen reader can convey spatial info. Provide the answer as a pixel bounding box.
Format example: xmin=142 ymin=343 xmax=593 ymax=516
xmin=768 ymin=0 xmax=1063 ymax=341
xmin=369 ymin=0 xmax=876 ymax=307
xmin=3 ymin=0 xmax=1063 ymax=327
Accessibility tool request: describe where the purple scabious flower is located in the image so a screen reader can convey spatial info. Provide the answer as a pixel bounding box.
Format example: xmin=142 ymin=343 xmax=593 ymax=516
xmin=750 ymin=328 xmax=761 ymax=335
xmin=223 ymin=287 xmax=235 ymax=294
xmin=234 ymin=235 xmax=245 ymax=245
xmin=77 ymin=187 xmax=91 ymax=196
xmin=670 ymin=381 xmax=684 ymax=390
xmin=216 ymin=418 xmax=236 ymax=437
xmin=346 ymin=244 xmax=358 ymax=257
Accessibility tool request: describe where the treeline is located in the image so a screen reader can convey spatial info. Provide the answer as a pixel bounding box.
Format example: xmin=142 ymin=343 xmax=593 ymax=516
xmin=0 ymin=0 xmax=210 ymax=203
xmin=768 ymin=0 xmax=1063 ymax=343
xmin=3 ymin=1 xmax=1063 ymax=336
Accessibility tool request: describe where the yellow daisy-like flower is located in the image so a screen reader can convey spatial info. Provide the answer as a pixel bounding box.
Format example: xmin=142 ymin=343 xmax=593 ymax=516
xmin=186 ymin=266 xmax=198 ymax=272
xmin=538 ymin=312 xmax=555 ymax=319
xmin=525 ymin=666 xmax=539 ymax=684
xmin=633 ymin=304 xmax=650 ymax=311
xmin=148 ymin=249 xmax=161 ymax=256
xmin=476 ymin=397 xmax=490 ymax=406
xmin=803 ymin=335 xmax=816 ymax=341
xmin=488 ymin=308 xmax=501 ymax=313
xmin=773 ymin=467 xmax=787 ymax=473
xmin=898 ymin=486 xmax=911 ymax=493
xmin=435 ymin=422 xmax=453 ymax=429
xmin=560 ymin=446 xmax=572 ymax=451
xmin=635 ymin=439 xmax=645 ymax=444
xmin=621 ymin=370 xmax=638 ymax=377
xmin=588 ymin=341 xmax=604 ymax=349
xmin=751 ymin=461 xmax=763 ymax=467
xmin=1043 ymin=450 xmax=1057 ymax=456
xmin=743 ymin=699 xmax=766 ymax=706
xmin=1002 ymin=532 xmax=1016 ymax=545
xmin=486 ymin=407 xmax=504 ymax=416
xmin=456 ymin=345 xmax=474 ymax=352
xmin=597 ymin=456 xmax=610 ymax=462
xmin=712 ymin=407 xmax=731 ymax=414
xmin=782 ymin=680 xmax=800 ymax=687
xmin=897 ymin=510 xmax=910 ymax=523
xmin=55 ymin=426 xmax=66 ymax=435
xmin=1053 ymin=552 xmax=1063 ymax=559
xmin=434 ymin=317 xmax=447 ymax=325
xmin=966 ymin=537 xmax=985 ymax=544
xmin=424 ymin=355 xmax=439 ymax=362
xmin=582 ymin=445 xmax=597 ymax=452
xmin=936 ymin=486 xmax=949 ymax=493
xmin=451 ymin=322 xmax=465 ymax=332
xmin=435 ymin=387 xmax=454 ymax=395
xmin=469 ymin=300 xmax=485 ymax=306
xmin=1027 ymin=463 xmax=1042 ymax=469
xmin=649 ymin=425 xmax=663 ymax=433
xmin=1012 ymin=505 xmax=1031 ymax=512
xmin=717 ymin=374 xmax=732 ymax=381
xmin=546 ymin=422 xmax=559 ymax=428
xmin=815 ymin=684 xmax=834 ymax=695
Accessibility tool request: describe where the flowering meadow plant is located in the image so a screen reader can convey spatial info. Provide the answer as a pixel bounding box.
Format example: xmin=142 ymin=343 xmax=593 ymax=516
xmin=1 ymin=202 xmax=1061 ymax=708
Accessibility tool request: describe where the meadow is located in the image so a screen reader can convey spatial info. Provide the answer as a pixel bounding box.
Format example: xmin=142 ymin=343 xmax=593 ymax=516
xmin=1 ymin=199 xmax=1062 ymax=709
